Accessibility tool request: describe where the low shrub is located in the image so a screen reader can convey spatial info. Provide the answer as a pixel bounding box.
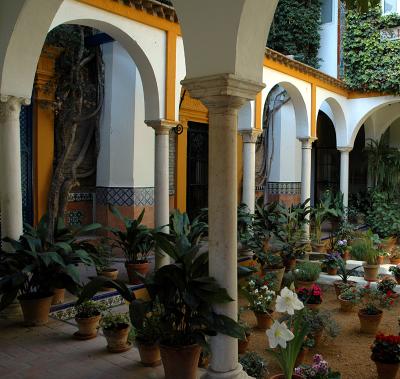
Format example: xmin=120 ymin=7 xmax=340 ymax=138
xmin=294 ymin=262 xmax=321 ymax=282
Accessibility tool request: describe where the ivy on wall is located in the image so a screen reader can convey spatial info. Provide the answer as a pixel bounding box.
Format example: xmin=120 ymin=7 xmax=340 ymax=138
xmin=344 ymin=7 xmax=400 ymax=94
xmin=267 ymin=0 xmax=322 ymax=68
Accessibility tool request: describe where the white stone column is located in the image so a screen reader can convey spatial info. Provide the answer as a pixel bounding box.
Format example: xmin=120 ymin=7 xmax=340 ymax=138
xmin=146 ymin=119 xmax=176 ymax=268
xmin=0 ymin=96 xmax=29 ymax=248
xmin=183 ymin=74 xmax=263 ymax=379
xmin=299 ymin=137 xmax=315 ymax=240
xmin=339 ymin=147 xmax=352 ymax=211
xmin=240 ymin=129 xmax=262 ymax=213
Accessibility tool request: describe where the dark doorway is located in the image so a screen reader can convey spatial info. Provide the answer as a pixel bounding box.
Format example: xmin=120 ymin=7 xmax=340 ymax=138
xmin=186 ymin=122 xmax=208 ymax=219
xmin=349 ymin=125 xmax=367 ymax=194
xmin=313 ymin=111 xmax=340 ymax=202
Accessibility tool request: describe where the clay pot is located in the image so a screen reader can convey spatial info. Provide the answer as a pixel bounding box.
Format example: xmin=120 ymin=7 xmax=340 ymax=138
xmin=358 ymin=309 xmax=383 ymax=334
xmin=376 ymin=256 xmax=384 ymax=265
xmin=75 ymin=314 xmax=101 ymax=337
xmin=284 ymin=257 xmax=296 ymax=272
xmin=125 ymin=262 xmax=150 ymax=285
xmin=333 ymin=280 xmax=356 ymax=298
xmin=374 ymin=360 xmax=400 ymax=379
xmin=160 ymin=344 xmax=201 ymax=379
xmin=103 ymin=324 xmax=130 ymax=353
xmin=238 ymin=333 xmax=251 ymax=354
xmin=311 ymin=242 xmax=325 ymax=253
xmin=390 ymin=258 xmax=400 ymax=265
xmin=269 ymin=374 xmax=304 ymax=379
xmin=327 ymin=267 xmax=338 ymax=276
xmin=264 ymin=266 xmax=285 ymax=291
xmin=51 ymin=288 xmax=65 ymax=305
xmin=18 ymin=293 xmax=54 ymax=326
xmin=363 ymin=264 xmax=380 ymax=282
xmin=254 ymin=312 xmax=273 ymax=330
xmin=296 ymin=280 xmax=315 ymax=289
xmin=342 ymin=250 xmax=351 ymax=261
xmin=138 ymin=342 xmax=161 ymax=367
xmin=295 ymin=347 xmax=309 ymax=367
xmin=97 ymin=268 xmax=119 ymax=291
xmin=338 ymin=295 xmax=354 ymax=312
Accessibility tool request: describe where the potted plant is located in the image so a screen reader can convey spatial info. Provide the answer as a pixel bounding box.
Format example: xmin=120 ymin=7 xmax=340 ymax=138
xmin=377 ymin=277 xmax=397 ymax=297
xmin=371 ymin=333 xmax=400 ymax=379
xmin=390 ymin=247 xmax=400 ymax=265
xmin=135 ymin=307 xmax=162 ymax=367
xmin=297 ymin=284 xmax=323 ymax=311
xmin=100 ymin=312 xmax=131 ymax=352
xmin=239 ymin=352 xmax=268 ymax=379
xmin=390 ymin=264 xmax=400 ymax=284
xmin=335 ymin=239 xmax=350 ymax=261
xmin=74 ymin=300 xmax=105 ymax=339
xmin=295 ymin=354 xmax=341 ymax=379
xmin=266 ymin=287 xmax=308 ymax=379
xmin=350 ymin=238 xmax=380 ymax=281
xmin=322 ymin=252 xmax=341 ymax=275
xmin=237 ymin=203 xmax=255 ymax=256
xmin=95 ymin=241 xmax=118 ymax=283
xmin=294 ymin=262 xmax=321 ymax=289
xmin=337 ymin=286 xmax=359 ymax=313
xmin=355 ymin=285 xmax=394 ymax=334
xmin=108 ymin=207 xmax=155 ymax=285
xmin=0 ymin=216 xmax=98 ymax=325
xmin=257 ymin=252 xmax=285 ymax=291
xmin=242 ymin=276 xmax=276 ymax=330
xmin=332 ymin=258 xmax=360 ymax=297
xmin=78 ymin=230 xmax=245 ymax=379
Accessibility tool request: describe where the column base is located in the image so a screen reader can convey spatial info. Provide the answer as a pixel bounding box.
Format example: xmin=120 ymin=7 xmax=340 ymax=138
xmin=202 ymin=364 xmax=254 ymax=379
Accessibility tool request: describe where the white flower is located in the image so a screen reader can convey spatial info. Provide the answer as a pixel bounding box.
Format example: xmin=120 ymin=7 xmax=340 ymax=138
xmin=275 ymin=287 xmax=304 ymax=315
xmin=266 ymin=320 xmax=294 ymax=349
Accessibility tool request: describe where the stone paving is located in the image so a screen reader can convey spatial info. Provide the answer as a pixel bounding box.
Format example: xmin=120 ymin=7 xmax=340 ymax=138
xmin=0 ymin=308 xmax=168 ymax=379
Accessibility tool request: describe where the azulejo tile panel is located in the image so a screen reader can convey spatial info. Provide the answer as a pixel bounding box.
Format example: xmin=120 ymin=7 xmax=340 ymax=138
xmin=96 ymin=187 xmax=155 ymax=206
xmin=267 ymin=182 xmax=301 ymax=195
xmin=68 ymin=192 xmax=94 ymax=202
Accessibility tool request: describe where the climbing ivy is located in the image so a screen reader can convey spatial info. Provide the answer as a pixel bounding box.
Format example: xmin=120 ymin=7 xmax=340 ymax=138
xmin=344 ymin=7 xmax=400 ymax=94
xmin=267 ymin=0 xmax=322 ymax=68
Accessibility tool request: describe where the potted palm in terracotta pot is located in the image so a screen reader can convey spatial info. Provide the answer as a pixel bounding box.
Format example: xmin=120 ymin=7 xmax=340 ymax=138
xmin=100 ymin=312 xmax=131 ymax=352
xmin=108 ymin=207 xmax=155 ymax=285
xmin=242 ymin=275 xmax=276 ymax=330
xmin=74 ymin=300 xmax=105 ymax=339
xmin=371 ymin=333 xmax=400 ymax=379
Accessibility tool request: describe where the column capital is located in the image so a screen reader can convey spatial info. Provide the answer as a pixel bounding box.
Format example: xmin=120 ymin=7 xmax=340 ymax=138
xmin=0 ymin=95 xmax=31 ymax=123
xmin=338 ymin=146 xmax=352 ymax=153
xmin=145 ymin=118 xmax=178 ymax=135
xmin=299 ymin=137 xmax=317 ymax=149
xmin=240 ymin=128 xmax=262 ymax=143
xmin=181 ymin=74 xmax=265 ymax=111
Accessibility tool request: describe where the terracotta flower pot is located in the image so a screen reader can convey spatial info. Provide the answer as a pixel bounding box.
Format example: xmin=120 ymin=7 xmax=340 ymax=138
xmin=327 ymin=267 xmax=338 ymax=276
xmin=269 ymin=374 xmax=303 ymax=379
xmin=295 ymin=347 xmax=309 ymax=367
xmin=363 ymin=263 xmax=380 ymax=282
xmin=160 ymin=344 xmax=201 ymax=379
xmin=51 ymin=288 xmax=65 ymax=305
xmin=338 ymin=295 xmax=354 ymax=312
xmin=296 ymin=280 xmax=315 ymax=289
xmin=125 ymin=262 xmax=150 ymax=285
xmin=342 ymin=250 xmax=351 ymax=261
xmin=97 ymin=268 xmax=119 ymax=291
xmin=312 ymin=242 xmax=325 ymax=253
xmin=390 ymin=257 xmax=400 ymax=265
xmin=376 ymin=256 xmax=384 ymax=265
xmin=75 ymin=314 xmax=101 ymax=338
xmin=264 ymin=266 xmax=285 ymax=291
xmin=103 ymin=324 xmax=131 ymax=353
xmin=358 ymin=309 xmax=383 ymax=334
xmin=138 ymin=342 xmax=161 ymax=367
xmin=374 ymin=360 xmax=400 ymax=379
xmin=18 ymin=293 xmax=54 ymax=326
xmin=333 ymin=280 xmax=356 ymax=298
xmin=238 ymin=334 xmax=251 ymax=354
xmin=254 ymin=311 xmax=273 ymax=330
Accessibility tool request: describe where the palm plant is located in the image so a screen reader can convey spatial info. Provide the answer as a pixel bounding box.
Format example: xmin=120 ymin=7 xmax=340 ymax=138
xmin=169 ymin=209 xmax=208 ymax=246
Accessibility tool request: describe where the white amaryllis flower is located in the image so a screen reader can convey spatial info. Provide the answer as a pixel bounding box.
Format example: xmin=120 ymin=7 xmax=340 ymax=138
xmin=266 ymin=320 xmax=294 ymax=349
xmin=275 ymin=287 xmax=304 ymax=315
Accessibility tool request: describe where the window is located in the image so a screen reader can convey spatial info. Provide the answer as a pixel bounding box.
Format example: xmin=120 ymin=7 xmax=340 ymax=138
xmin=383 ymin=0 xmax=397 ymax=14
xmin=321 ymin=0 xmax=333 ymax=24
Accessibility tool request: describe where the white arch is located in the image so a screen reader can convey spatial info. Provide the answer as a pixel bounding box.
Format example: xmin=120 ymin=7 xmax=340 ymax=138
xmin=1 ymin=0 xmax=164 ymax=120
xmin=363 ymin=103 xmax=400 ymax=142
xmin=316 ymin=90 xmax=347 ymax=147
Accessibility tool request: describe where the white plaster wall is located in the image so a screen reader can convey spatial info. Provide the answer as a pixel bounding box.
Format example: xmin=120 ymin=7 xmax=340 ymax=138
xmin=133 ymin=71 xmax=155 ymax=187
xmin=175 ymin=36 xmax=186 ymax=120
xmin=238 ymin=101 xmax=254 ymax=130
xmin=318 ymin=0 xmax=339 ymax=77
xmin=97 ymin=42 xmax=135 ymax=187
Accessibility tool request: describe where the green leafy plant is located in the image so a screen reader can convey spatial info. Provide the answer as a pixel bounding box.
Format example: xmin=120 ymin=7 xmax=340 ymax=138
xmin=100 ymin=312 xmax=130 ymax=330
xmin=339 ymin=287 xmax=360 ymax=303
xmin=169 ymin=209 xmax=208 ymax=246
xmin=322 ymin=252 xmax=341 ymax=269
xmin=336 ymin=258 xmax=361 ymax=283
xmin=108 ymin=207 xmax=156 ymax=264
xmin=294 ymin=262 xmax=321 ymax=282
xmin=134 ymin=308 xmax=161 ymax=346
xmin=356 ymin=285 xmax=394 ymax=315
xmin=389 ymin=264 xmax=400 ymax=278
xmin=242 ymin=278 xmax=276 ymax=314
xmin=239 ymin=352 xmax=268 ymax=379
xmin=237 ymin=203 xmax=255 ymax=249
xmin=301 ymin=308 xmax=341 ymax=340
xmin=75 ymin=300 xmax=106 ymax=319
xmin=377 ymin=277 xmax=397 ymax=293
xmin=350 ymin=237 xmax=379 ymax=265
